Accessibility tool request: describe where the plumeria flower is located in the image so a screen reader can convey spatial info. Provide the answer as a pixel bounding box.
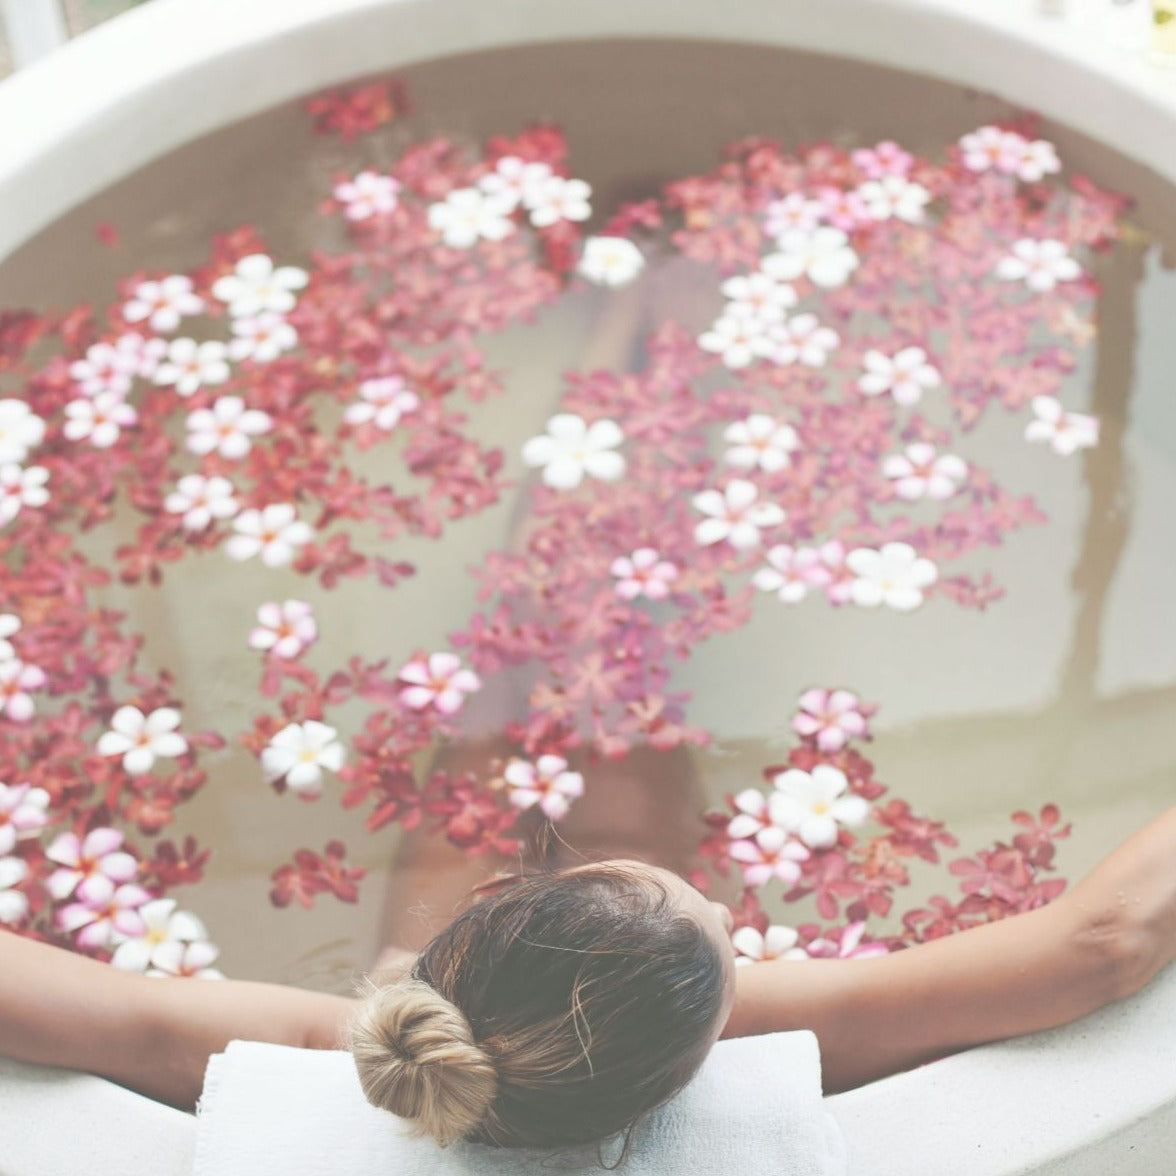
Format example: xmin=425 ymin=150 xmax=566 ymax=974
xmin=724 ymin=416 xmax=800 ymax=473
xmin=0 ymin=855 xmax=28 ymax=924
xmin=63 ymin=393 xmax=137 ymax=448
xmin=732 ymin=924 xmax=809 ymax=966
xmin=116 ymin=333 xmax=169 ymax=380
xmin=397 ymin=652 xmax=482 ymax=715
xmin=333 ymin=170 xmax=401 ymax=220
xmin=225 ymin=504 xmax=312 ymax=567
xmin=146 ymin=939 xmax=225 ymax=979
xmin=249 ymin=600 xmax=317 ymax=659
xmin=97 ymin=706 xmax=188 ymax=776
xmin=110 ymin=897 xmax=211 ymax=973
xmin=791 ymin=688 xmax=870 ymax=753
xmin=261 ymin=721 xmax=345 ymax=798
xmin=693 ymin=479 xmax=785 ymax=551
xmin=185 ymin=395 xmax=273 ymax=459
xmin=882 ymin=443 xmax=967 ymax=500
xmin=0 ymin=660 xmax=46 ymax=722
xmin=153 ymin=338 xmax=231 ymax=396
xmin=0 ymin=400 xmax=46 ymax=465
xmin=995 ymin=238 xmax=1082 ymax=293
xmin=851 ymin=139 xmax=914 ymax=178
xmin=729 ymin=827 xmax=811 ymax=888
xmin=44 ymin=828 xmax=138 ymax=903
xmin=1025 ymin=396 xmax=1099 ymax=456
xmin=846 ymin=542 xmax=938 ymax=612
xmin=610 ymin=548 xmax=679 ymax=600
xmin=57 ymin=882 xmax=151 ymax=950
xmin=858 ymin=346 xmax=941 ymax=406
xmin=816 ymin=185 xmax=871 ymax=232
xmin=427 ymin=187 xmax=516 ymax=248
xmin=764 ymin=192 xmax=825 ymax=238
xmin=212 ymin=254 xmax=309 ymax=317
xmin=0 ymin=613 xmax=17 ymax=661
xmin=766 ymin=314 xmax=840 ymax=367
xmin=578 ymin=236 xmax=645 ymax=287
xmin=228 ymin=313 xmax=298 ymax=363
xmin=477 ymin=156 xmax=554 ymax=210
xmin=0 ymin=781 xmax=50 ymax=855
xmin=959 ymin=126 xmax=1026 ymax=174
xmin=763 ymin=227 xmax=860 ymax=288
xmin=815 ymin=539 xmax=857 ymax=606
xmin=753 ymin=545 xmax=831 ymax=604
xmin=123 ymin=275 xmax=204 ymax=333
xmin=521 ymin=414 xmax=625 ymax=490
xmin=1010 ymin=139 xmax=1061 ymax=183
xmin=698 ymin=310 xmax=770 ymax=369
xmin=344 ymin=376 xmax=420 ymax=431
xmin=727 ymin=788 xmax=791 ymax=842
xmin=164 ymin=474 xmax=239 ymax=531
xmin=719 ymin=273 xmax=798 ymax=324
xmin=770 ymin=764 xmax=870 ymax=850
xmin=806 ymin=921 xmax=889 ymax=960
xmin=504 ymin=755 xmax=585 ymax=821
xmin=67 ymin=339 xmax=139 ymax=397
xmin=527 ymin=176 xmax=592 ymax=228
xmin=855 ymin=175 xmax=931 ymax=224
xmin=0 ymin=463 xmax=49 ymax=526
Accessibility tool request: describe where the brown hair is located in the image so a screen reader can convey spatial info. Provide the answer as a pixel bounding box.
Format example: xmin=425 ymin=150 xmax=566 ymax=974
xmin=347 ymin=861 xmax=727 ymax=1166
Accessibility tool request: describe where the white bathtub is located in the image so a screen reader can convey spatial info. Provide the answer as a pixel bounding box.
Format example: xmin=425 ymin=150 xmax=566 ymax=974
xmin=1 ymin=0 xmax=1175 ymax=1172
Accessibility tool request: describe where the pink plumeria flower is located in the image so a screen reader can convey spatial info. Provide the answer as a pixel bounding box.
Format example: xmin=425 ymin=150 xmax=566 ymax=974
xmin=791 ymin=688 xmax=870 ymax=753
xmin=0 ymin=399 xmax=45 ymax=464
xmin=698 ymin=308 xmax=771 ymax=369
xmin=806 ymin=921 xmax=889 ymax=960
xmin=763 ymin=227 xmax=859 ymax=289
xmin=0 ymin=613 xmax=18 ymax=661
xmin=504 ymin=755 xmax=585 ymax=821
xmin=732 ymin=924 xmax=809 ymax=966
xmin=693 ymin=479 xmax=785 ymax=551
xmin=212 ymin=254 xmax=309 ymax=317
xmin=63 ymin=393 xmax=137 ymax=448
xmin=0 ymin=463 xmax=50 ymax=527
xmin=764 ymin=192 xmax=825 ymax=238
xmin=0 ymin=855 xmax=28 ymax=924
xmin=528 ymin=176 xmax=592 ymax=228
xmin=1025 ymin=397 xmax=1099 ymax=456
xmin=110 ymin=897 xmax=211 ymax=973
xmin=610 ymin=548 xmax=679 ymax=601
xmin=68 ymin=339 xmax=139 ymax=397
xmin=428 ymin=188 xmax=516 ymax=248
xmin=333 ymin=170 xmax=401 ymax=220
xmin=994 ymin=238 xmax=1081 ymax=293
xmin=766 ymin=314 xmax=840 ymax=367
xmin=815 ymin=539 xmax=857 ymax=606
xmin=958 ymin=126 xmax=1029 ymax=174
xmin=97 ymin=705 xmax=188 ymax=776
xmin=726 ymin=787 xmax=791 ymax=841
xmin=44 ymin=827 xmax=139 ymax=903
xmin=397 ymin=652 xmax=482 ymax=715
xmin=123 ymin=275 xmax=204 ymax=333
xmin=261 ymin=721 xmax=345 ymax=798
xmin=847 ymin=542 xmax=938 ymax=612
xmin=344 ymin=376 xmax=420 ymax=431
xmin=882 ymin=443 xmax=967 ymax=500
xmin=719 ymin=273 xmax=798 ymax=325
xmin=228 ymin=313 xmax=298 ymax=363
xmin=851 ymin=139 xmax=914 ymax=178
xmin=164 ymin=474 xmax=239 ymax=531
xmin=770 ymin=764 xmax=870 ymax=850
xmin=816 ymin=185 xmax=871 ymax=231
xmin=249 ymin=600 xmax=317 ymax=659
xmin=0 ymin=781 xmax=50 ymax=855
xmin=855 ymin=175 xmax=931 ymax=225
xmin=0 ymin=660 xmax=46 ymax=722
xmin=147 ymin=939 xmax=225 ymax=979
xmin=478 ymin=156 xmax=554 ymax=211
xmin=753 ymin=545 xmax=831 ymax=604
xmin=225 ymin=504 xmax=312 ymax=567
xmin=186 ymin=395 xmax=273 ymax=459
xmin=729 ymin=826 xmax=810 ymax=888
xmin=858 ymin=346 xmax=940 ymax=407
xmin=58 ymin=882 xmax=151 ymax=950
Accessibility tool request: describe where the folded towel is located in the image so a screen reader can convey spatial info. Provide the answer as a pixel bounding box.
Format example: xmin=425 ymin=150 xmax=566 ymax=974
xmin=195 ymin=1034 xmax=846 ymax=1176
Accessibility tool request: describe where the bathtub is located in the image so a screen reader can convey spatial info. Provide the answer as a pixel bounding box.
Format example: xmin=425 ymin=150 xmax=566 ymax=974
xmin=1 ymin=0 xmax=1175 ymax=1172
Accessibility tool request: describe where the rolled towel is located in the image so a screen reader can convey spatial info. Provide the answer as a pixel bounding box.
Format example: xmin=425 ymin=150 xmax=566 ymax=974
xmin=195 ymin=1033 xmax=846 ymax=1176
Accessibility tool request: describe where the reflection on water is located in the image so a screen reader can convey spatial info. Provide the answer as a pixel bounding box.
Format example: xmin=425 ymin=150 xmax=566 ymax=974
xmin=0 ymin=40 xmax=1173 ymax=992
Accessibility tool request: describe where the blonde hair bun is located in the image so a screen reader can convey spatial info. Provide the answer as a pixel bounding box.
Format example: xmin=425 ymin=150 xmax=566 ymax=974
xmin=349 ymin=975 xmax=499 ymax=1148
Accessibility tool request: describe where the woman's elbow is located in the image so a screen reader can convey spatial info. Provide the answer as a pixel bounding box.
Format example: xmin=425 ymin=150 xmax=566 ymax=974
xmin=1071 ymin=899 xmax=1157 ymax=1006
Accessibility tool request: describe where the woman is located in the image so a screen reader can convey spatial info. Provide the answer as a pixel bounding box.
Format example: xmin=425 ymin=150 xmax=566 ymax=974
xmin=1 ymin=803 xmax=1174 ymax=1158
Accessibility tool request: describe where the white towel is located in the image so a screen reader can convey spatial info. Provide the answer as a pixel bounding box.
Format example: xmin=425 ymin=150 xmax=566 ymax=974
xmin=195 ymin=1034 xmax=846 ymax=1176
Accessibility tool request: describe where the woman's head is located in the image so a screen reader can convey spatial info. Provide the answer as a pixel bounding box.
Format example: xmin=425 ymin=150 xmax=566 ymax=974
xmin=347 ymin=858 xmax=736 ymax=1160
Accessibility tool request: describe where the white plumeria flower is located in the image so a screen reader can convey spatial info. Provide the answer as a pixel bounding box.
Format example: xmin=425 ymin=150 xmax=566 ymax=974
xmin=724 ymin=415 xmax=800 ymax=473
xmin=333 ymin=170 xmax=401 ymax=220
xmin=858 ymin=346 xmax=941 ymax=407
xmin=719 ymin=273 xmax=798 ymax=324
xmin=698 ymin=309 xmax=770 ymax=370
xmin=146 ymin=939 xmax=225 ymax=979
xmin=212 ymin=254 xmax=309 ymax=317
xmin=1011 ymin=139 xmax=1061 ymax=183
xmin=477 ymin=156 xmax=554 ymax=210
xmin=397 ymin=652 xmax=482 ymax=715
xmin=249 ymin=600 xmax=317 ymax=659
xmin=0 ymin=463 xmax=49 ymax=526
xmin=261 ymin=720 xmax=345 ymax=798
xmin=762 ymin=227 xmax=860 ymax=289
xmin=123 ymin=276 xmax=204 ymax=333
xmin=764 ymin=192 xmax=825 ymax=238
xmin=0 ymin=660 xmax=46 ymax=722
xmin=97 ymin=706 xmax=188 ymax=776
xmin=58 ymin=882 xmax=150 ymax=950
xmin=427 ymin=187 xmax=516 ymax=249
xmin=1025 ymin=396 xmax=1099 ymax=456
xmin=68 ymin=339 xmax=139 ymax=397
xmin=726 ymin=788 xmax=783 ymax=841
xmin=578 ymin=236 xmax=645 ymax=287
xmin=164 ymin=474 xmax=239 ymax=531
xmin=504 ymin=755 xmax=585 ymax=821
xmin=732 ymin=924 xmax=809 ymax=966
xmin=752 ymin=544 xmax=829 ymax=603
xmin=521 ymin=414 xmax=625 ymax=490
xmin=729 ymin=826 xmax=810 ymax=888
xmin=610 ymin=548 xmax=680 ymax=600
xmin=0 ymin=400 xmax=46 ymax=465
xmin=228 ymin=313 xmax=298 ymax=363
xmin=959 ymin=126 xmax=1027 ymax=174
xmin=44 ymin=827 xmax=138 ymax=903
xmin=0 ymin=613 xmax=17 ymax=661
xmin=995 ymin=238 xmax=1081 ymax=293
xmin=63 ymin=393 xmax=137 ymax=448
xmin=770 ymin=764 xmax=870 ymax=850
xmin=0 ymin=781 xmax=49 ymax=856
xmin=527 ymin=176 xmax=592 ymax=228
xmin=153 ymin=338 xmax=231 ymax=396
xmin=855 ymin=175 xmax=931 ymax=224
xmin=110 ymin=897 xmax=211 ymax=973
xmin=0 ymin=855 xmax=28 ymax=924
xmin=882 ymin=443 xmax=967 ymax=500
xmin=344 ymin=376 xmax=420 ymax=431
xmin=225 ymin=504 xmax=312 ymax=567
xmin=185 ymin=395 xmax=273 ymax=459
xmin=766 ymin=314 xmax=840 ymax=367
xmin=693 ymin=479 xmax=785 ymax=551
xmin=846 ymin=542 xmax=938 ymax=612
